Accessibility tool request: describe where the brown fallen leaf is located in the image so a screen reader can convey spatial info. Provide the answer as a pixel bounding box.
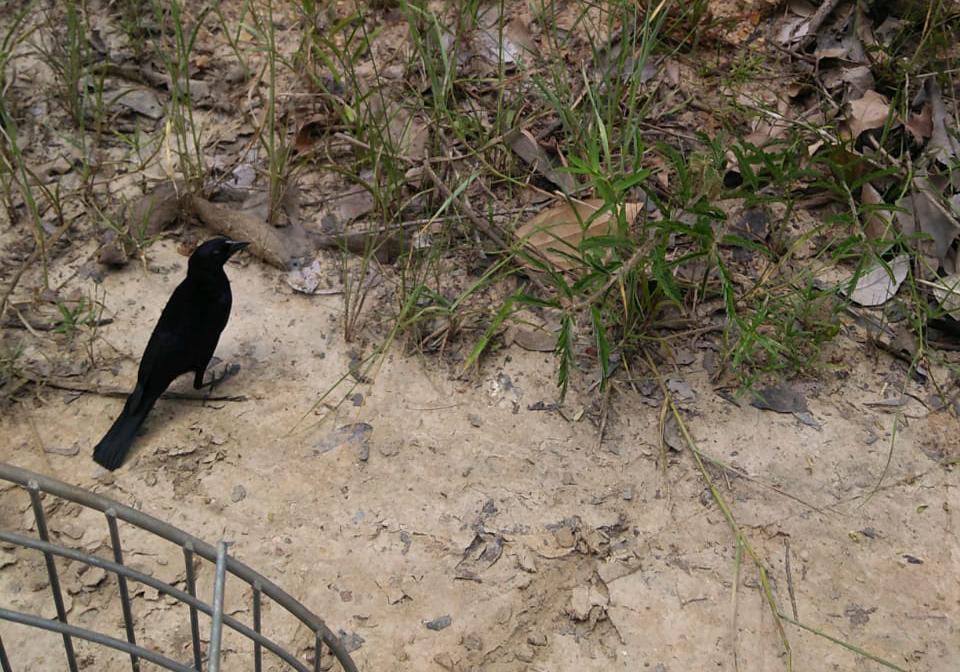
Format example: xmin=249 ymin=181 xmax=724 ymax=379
xmin=293 ymin=113 xmax=335 ymax=153
xmin=514 ymin=199 xmax=643 ymax=271
xmin=322 ymin=180 xmax=376 ymax=229
xmin=845 ymin=90 xmax=892 ymax=139
xmin=926 ymin=78 xmax=960 ymax=165
xmin=504 ymin=325 xmax=556 ymax=352
xmin=474 ymin=6 xmax=536 ymax=68
xmin=906 ymin=103 xmax=933 ymax=143
xmin=507 ymin=128 xmax=575 ymax=194
xmin=895 ymin=180 xmax=960 ymax=265
xmin=860 ymin=183 xmax=893 ymax=241
xmin=386 ymin=104 xmax=429 ymax=160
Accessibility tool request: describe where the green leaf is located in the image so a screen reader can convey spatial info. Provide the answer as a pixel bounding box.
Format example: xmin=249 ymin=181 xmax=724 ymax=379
xmin=591 ymin=305 xmax=610 ymax=387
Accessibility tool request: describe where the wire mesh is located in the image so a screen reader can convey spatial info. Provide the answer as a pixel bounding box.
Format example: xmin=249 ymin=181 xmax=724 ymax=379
xmin=0 ymin=463 xmax=358 ymax=672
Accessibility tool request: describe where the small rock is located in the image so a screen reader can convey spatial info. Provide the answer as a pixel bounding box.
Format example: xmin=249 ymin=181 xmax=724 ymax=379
xmin=462 ymin=633 xmax=483 ymax=651
xmin=554 ymin=526 xmax=576 ymax=548
xmin=231 ymin=485 xmax=246 ymax=503
xmin=0 ymin=550 xmax=17 ymax=569
xmin=44 ymin=443 xmax=80 ymax=456
xmin=527 ymin=632 xmax=547 ymax=647
xmin=92 ymin=467 xmax=114 ymax=484
xmin=42 ymin=592 xmax=72 ymax=619
xmin=81 ymin=567 xmax=107 ymax=588
xmin=340 ymin=590 xmax=353 ymax=602
xmin=144 ymin=472 xmax=158 ymax=487
xmin=53 ymin=522 xmax=84 ymax=540
xmin=169 ymin=445 xmax=197 ymax=457
xmin=433 ymin=653 xmax=457 ymax=670
xmin=567 ymin=584 xmax=608 ymax=621
xmin=425 ymin=614 xmax=452 ymax=631
xmin=337 ymin=630 xmax=364 ymax=653
xmin=515 ymin=645 xmax=535 ymax=663
xmin=568 ymin=586 xmax=592 ymax=620
xmin=467 ymin=413 xmax=482 ymax=428
xmin=621 ymin=486 xmax=634 ymax=501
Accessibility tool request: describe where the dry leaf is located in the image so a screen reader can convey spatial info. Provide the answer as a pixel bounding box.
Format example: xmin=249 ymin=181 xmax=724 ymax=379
xmin=664 ymin=59 xmax=680 ymax=87
xmin=861 ymin=183 xmax=893 ymax=241
xmin=895 ymin=180 xmax=960 ymax=265
xmin=926 ymin=79 xmax=960 ymax=165
xmin=114 ymin=87 xmax=164 ymax=119
xmin=930 ymin=273 xmax=960 ymax=320
xmin=514 ymin=199 xmax=643 ymax=271
xmin=293 ymin=114 xmax=333 ymax=153
xmin=389 ymin=108 xmax=429 ymax=161
xmin=841 ymin=255 xmax=909 ymax=307
xmin=504 ymin=326 xmax=556 ymax=352
xmin=507 ymin=129 xmax=575 ymax=194
xmin=822 ymin=65 xmax=874 ymax=101
xmin=475 ymin=8 xmax=535 ymax=67
xmin=906 ymin=103 xmax=933 ymax=143
xmin=846 ymin=90 xmax=891 ymax=139
xmin=331 ymin=188 xmax=375 ymax=225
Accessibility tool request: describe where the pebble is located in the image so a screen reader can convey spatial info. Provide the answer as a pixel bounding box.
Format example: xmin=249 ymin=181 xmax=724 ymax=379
xmin=425 ymin=614 xmax=452 ymax=631
xmin=515 ymin=645 xmax=535 ymax=663
xmin=433 ymin=653 xmax=456 ymax=670
xmin=527 ymin=632 xmax=547 ymax=647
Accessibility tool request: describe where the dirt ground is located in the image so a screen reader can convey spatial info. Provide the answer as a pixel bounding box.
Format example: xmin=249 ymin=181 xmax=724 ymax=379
xmin=1 ymin=239 xmax=957 ymax=671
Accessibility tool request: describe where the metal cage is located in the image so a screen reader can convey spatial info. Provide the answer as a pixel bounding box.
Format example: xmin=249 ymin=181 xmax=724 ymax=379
xmin=0 ymin=463 xmax=358 ymax=672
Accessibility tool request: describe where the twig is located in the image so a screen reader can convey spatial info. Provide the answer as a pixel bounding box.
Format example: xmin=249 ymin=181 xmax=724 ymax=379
xmin=2 ymin=317 xmax=114 ymax=332
xmin=15 ymin=373 xmax=247 ymax=402
xmin=802 ymin=0 xmax=843 ymax=43
xmin=784 ymin=537 xmax=799 ymax=620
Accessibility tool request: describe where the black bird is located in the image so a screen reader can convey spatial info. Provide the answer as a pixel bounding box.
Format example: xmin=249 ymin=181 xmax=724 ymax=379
xmin=93 ymin=238 xmax=249 ymax=471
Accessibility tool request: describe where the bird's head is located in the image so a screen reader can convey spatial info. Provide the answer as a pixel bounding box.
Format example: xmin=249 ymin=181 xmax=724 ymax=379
xmin=188 ymin=237 xmax=249 ymax=273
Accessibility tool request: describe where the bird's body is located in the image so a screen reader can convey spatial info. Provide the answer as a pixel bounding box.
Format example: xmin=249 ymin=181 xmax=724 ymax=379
xmin=93 ymin=238 xmax=248 ymax=471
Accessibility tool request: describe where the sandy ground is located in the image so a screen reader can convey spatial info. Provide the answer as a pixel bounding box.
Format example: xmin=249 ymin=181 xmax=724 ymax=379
xmin=0 ymin=239 xmax=957 ymax=671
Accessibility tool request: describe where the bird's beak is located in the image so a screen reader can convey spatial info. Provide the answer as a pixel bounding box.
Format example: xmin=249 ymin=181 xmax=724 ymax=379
xmin=225 ymin=240 xmax=250 ymax=257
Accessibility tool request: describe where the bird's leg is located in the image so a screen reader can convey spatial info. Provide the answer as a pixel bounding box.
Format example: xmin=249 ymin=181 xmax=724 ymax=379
xmin=195 ymin=362 xmax=241 ymax=391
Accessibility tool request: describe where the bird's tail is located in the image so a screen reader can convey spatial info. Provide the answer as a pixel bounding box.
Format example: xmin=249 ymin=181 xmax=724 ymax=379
xmin=92 ymin=392 xmax=151 ymax=471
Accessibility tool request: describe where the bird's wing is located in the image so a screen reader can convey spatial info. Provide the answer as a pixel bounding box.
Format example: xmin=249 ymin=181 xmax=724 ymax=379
xmin=135 ymin=282 xmax=198 ymax=386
